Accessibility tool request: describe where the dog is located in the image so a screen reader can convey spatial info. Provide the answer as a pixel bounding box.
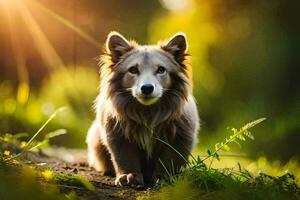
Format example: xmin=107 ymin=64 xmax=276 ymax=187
xmin=86 ymin=31 xmax=200 ymax=187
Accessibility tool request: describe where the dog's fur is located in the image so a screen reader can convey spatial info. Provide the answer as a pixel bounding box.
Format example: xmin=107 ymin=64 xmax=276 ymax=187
xmin=86 ymin=31 xmax=200 ymax=187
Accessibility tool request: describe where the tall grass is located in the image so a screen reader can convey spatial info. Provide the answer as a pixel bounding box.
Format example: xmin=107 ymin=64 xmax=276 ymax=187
xmin=139 ymin=118 xmax=300 ymax=200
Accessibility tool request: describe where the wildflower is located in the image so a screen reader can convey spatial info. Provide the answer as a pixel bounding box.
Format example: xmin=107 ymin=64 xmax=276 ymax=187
xmin=20 ymin=141 xmax=27 ymax=148
xmin=3 ymin=134 xmax=12 ymax=142
xmin=42 ymin=169 xmax=54 ymax=181
xmin=3 ymin=150 xmax=11 ymax=157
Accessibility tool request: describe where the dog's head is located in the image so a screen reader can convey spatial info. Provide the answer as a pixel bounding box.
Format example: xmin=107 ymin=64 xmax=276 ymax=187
xmin=99 ymin=32 xmax=192 ymax=124
xmin=101 ymin=31 xmax=191 ymax=108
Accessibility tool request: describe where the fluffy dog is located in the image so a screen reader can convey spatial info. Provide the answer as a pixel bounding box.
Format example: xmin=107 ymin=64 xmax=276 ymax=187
xmin=86 ymin=31 xmax=199 ymax=187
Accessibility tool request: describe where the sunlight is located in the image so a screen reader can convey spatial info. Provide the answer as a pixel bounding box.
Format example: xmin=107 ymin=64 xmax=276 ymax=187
xmin=16 ymin=1 xmax=64 ymax=69
xmin=159 ymin=0 xmax=194 ymax=12
xmin=1 ymin=0 xmax=64 ymax=69
xmin=1 ymin=0 xmax=13 ymax=6
xmin=30 ymin=0 xmax=102 ymax=49
xmin=0 ymin=0 xmax=102 ymax=75
xmin=0 ymin=0 xmax=20 ymax=9
xmin=2 ymin=2 xmax=30 ymax=104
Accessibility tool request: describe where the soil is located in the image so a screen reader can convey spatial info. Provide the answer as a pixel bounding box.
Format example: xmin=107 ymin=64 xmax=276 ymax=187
xmin=23 ymin=148 xmax=146 ymax=200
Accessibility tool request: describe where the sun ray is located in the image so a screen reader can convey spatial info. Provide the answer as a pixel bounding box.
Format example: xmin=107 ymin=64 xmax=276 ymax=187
xmin=1 ymin=0 xmax=100 ymax=100
xmin=29 ymin=0 xmax=102 ymax=49
xmin=2 ymin=3 xmax=30 ymax=104
xmin=16 ymin=1 xmax=65 ymax=69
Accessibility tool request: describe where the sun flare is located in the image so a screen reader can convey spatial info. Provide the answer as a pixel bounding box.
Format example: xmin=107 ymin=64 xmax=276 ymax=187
xmin=0 ymin=0 xmax=100 ymax=70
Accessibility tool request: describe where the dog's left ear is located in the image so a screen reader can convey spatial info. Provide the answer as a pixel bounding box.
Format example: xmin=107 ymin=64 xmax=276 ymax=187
xmin=106 ymin=31 xmax=133 ymax=63
xmin=162 ymin=33 xmax=187 ymax=63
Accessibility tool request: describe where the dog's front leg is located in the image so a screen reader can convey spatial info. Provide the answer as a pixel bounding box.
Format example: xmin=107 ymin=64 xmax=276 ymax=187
xmin=153 ymin=138 xmax=192 ymax=182
xmin=106 ymin=135 xmax=144 ymax=187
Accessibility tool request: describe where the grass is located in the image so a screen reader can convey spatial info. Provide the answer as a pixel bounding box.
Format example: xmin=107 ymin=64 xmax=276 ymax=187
xmin=41 ymin=168 xmax=95 ymax=191
xmin=139 ymin=167 xmax=299 ymax=200
xmin=0 ymin=66 xmax=98 ymax=148
xmin=1 ymin=107 xmax=299 ymax=200
xmin=2 ymin=107 xmax=67 ymax=161
xmin=0 ymin=160 xmax=68 ymax=200
xmin=139 ymin=118 xmax=300 ymax=200
xmin=0 ymin=108 xmax=94 ymax=200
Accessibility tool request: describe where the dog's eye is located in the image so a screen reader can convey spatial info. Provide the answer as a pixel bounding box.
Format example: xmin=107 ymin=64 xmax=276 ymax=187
xmin=157 ymin=66 xmax=166 ymax=74
xmin=128 ymin=66 xmax=139 ymax=74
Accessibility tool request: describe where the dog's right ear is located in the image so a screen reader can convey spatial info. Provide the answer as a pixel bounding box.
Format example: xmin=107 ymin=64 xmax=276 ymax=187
xmin=106 ymin=31 xmax=133 ymax=63
xmin=162 ymin=33 xmax=187 ymax=64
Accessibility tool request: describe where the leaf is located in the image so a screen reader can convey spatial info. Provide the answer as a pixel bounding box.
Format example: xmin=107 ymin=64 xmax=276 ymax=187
xmin=231 ymin=128 xmax=238 ymax=133
xmin=215 ymin=143 xmax=220 ymax=151
xmin=238 ymin=135 xmax=246 ymax=141
xmin=29 ymin=140 xmax=49 ymax=151
xmin=233 ymin=140 xmax=241 ymax=148
xmin=45 ymin=129 xmax=67 ymax=139
xmin=201 ymin=117 xmax=266 ymax=164
xmin=28 ymin=129 xmax=67 ymax=151
xmin=13 ymin=133 xmax=29 ymax=139
xmin=207 ymin=149 xmax=212 ymax=156
xmin=244 ymin=130 xmax=255 ymax=140
xmin=25 ymin=107 xmax=67 ymax=148
xmin=215 ymin=153 xmax=220 ymax=161
xmin=222 ymin=144 xmax=230 ymax=151
xmin=241 ymin=118 xmax=266 ymax=131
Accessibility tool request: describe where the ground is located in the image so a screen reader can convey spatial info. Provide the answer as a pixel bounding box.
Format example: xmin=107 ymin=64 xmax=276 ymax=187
xmin=24 ymin=148 xmax=145 ymax=200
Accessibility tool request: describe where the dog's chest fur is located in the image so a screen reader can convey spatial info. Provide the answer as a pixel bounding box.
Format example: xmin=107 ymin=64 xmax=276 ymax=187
xmin=104 ymin=115 xmax=175 ymax=157
xmin=102 ymin=103 xmax=196 ymax=158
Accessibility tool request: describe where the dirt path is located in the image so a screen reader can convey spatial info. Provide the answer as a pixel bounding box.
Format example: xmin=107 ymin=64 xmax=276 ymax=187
xmin=24 ymin=148 xmax=146 ymax=200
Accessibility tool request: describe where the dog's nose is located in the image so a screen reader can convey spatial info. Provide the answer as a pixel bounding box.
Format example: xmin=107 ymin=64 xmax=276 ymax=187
xmin=141 ymin=84 xmax=154 ymax=95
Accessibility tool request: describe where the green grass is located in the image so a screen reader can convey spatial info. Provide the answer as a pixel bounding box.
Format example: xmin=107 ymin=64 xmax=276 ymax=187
xmin=0 ymin=160 xmax=68 ymax=200
xmin=0 ymin=66 xmax=98 ymax=148
xmin=139 ymin=167 xmax=299 ymax=200
xmin=139 ymin=118 xmax=300 ymax=200
xmin=0 ymin=108 xmax=93 ymax=200
xmin=1 ymin=104 xmax=299 ymax=200
xmin=41 ymin=168 xmax=95 ymax=191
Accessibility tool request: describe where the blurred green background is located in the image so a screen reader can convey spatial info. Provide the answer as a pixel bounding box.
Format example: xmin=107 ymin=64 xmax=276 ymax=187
xmin=0 ymin=0 xmax=299 ymax=162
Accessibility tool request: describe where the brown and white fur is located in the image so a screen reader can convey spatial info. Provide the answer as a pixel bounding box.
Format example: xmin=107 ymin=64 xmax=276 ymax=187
xmin=86 ymin=31 xmax=200 ymax=187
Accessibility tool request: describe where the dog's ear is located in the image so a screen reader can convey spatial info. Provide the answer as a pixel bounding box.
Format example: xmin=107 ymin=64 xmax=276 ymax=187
xmin=106 ymin=31 xmax=133 ymax=63
xmin=162 ymin=33 xmax=187 ymax=63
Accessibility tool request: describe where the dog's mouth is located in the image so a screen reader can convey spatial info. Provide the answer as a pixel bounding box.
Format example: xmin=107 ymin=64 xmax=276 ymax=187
xmin=136 ymin=96 xmax=159 ymax=106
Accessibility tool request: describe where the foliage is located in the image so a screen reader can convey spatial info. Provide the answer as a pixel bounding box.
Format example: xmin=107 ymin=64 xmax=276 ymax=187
xmin=0 ymin=108 xmax=93 ymax=199
xmin=0 ymin=161 xmax=67 ymax=200
xmin=0 ymin=108 xmax=66 ymax=161
xmin=41 ymin=169 xmax=95 ymax=191
xmin=0 ymin=66 xmax=98 ymax=148
xmin=139 ymin=118 xmax=300 ymax=200
xmin=203 ymin=118 xmax=266 ymax=168
xmin=139 ymin=168 xmax=300 ymax=200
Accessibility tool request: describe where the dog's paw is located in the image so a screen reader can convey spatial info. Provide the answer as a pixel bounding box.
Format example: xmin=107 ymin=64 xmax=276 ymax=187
xmin=115 ymin=173 xmax=144 ymax=187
